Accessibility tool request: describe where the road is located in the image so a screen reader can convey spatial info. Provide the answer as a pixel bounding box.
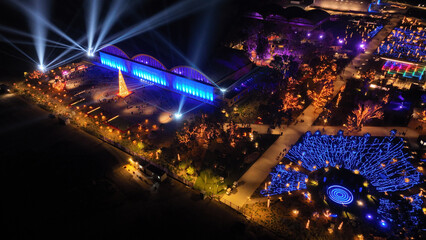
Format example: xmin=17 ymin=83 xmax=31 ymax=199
xmin=0 ymin=92 xmax=277 ymax=239
xmin=221 ymin=15 xmax=402 ymax=208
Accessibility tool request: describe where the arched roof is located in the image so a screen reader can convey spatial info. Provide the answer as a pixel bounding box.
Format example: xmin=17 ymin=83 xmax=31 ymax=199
xmin=100 ymin=45 xmax=216 ymax=85
xmin=101 ymin=45 xmax=130 ymax=59
xmin=265 ymin=14 xmax=287 ymax=22
xmin=170 ymin=66 xmax=212 ymax=85
xmin=131 ymin=54 xmax=167 ymax=70
xmin=256 ymin=3 xmax=284 ymax=18
xmin=305 ymin=9 xmax=330 ymax=23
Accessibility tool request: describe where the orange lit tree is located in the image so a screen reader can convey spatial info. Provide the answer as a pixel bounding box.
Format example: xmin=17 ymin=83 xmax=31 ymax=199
xmin=302 ymin=55 xmax=337 ymax=111
xmin=416 ymin=110 xmax=426 ymax=124
xmin=346 ymin=101 xmax=384 ymax=132
xmin=280 ymin=92 xmax=303 ymax=113
xmin=307 ymin=78 xmax=334 ymax=111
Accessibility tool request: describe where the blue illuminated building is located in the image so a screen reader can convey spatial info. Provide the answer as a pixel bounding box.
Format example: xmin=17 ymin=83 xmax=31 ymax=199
xmin=97 ymin=45 xmax=216 ymax=103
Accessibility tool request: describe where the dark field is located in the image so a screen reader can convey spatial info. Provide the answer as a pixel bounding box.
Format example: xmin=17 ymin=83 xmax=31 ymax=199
xmin=0 ymin=92 xmax=277 ymax=240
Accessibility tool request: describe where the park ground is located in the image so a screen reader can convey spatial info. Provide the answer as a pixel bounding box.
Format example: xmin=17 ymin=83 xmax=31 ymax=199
xmin=0 ymin=92 xmax=278 ymax=240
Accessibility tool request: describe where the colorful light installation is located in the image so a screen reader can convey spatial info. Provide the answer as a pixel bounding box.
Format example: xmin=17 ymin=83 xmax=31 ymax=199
xmin=260 ymin=165 xmax=307 ymax=196
xmin=117 ymin=69 xmax=131 ymax=98
xmin=263 ymin=131 xmax=421 ymax=197
xmin=284 ymin=132 xmax=421 ymax=192
xmin=376 ymin=26 xmax=426 ymax=63
xmin=382 ymin=60 xmax=425 ymax=80
xmin=367 ymin=25 xmax=383 ymax=38
xmin=327 ymin=185 xmax=354 ymax=205
xmin=263 ymin=131 xmax=424 ymax=231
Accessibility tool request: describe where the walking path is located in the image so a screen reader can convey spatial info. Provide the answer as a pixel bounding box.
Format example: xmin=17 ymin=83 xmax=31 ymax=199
xmin=221 ymin=16 xmax=402 ymax=208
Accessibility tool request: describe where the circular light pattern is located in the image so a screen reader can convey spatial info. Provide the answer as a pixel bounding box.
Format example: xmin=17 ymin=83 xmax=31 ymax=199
xmin=327 ymin=185 xmax=354 ymax=205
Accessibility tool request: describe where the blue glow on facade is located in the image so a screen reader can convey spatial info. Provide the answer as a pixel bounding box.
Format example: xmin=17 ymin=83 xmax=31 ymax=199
xmin=173 ymin=75 xmax=214 ymax=102
xmin=100 ymin=52 xmax=128 ymax=72
xmin=98 ymin=49 xmax=216 ymax=103
xmin=327 ymin=185 xmax=354 ymax=205
xmin=131 ymin=63 xmax=167 ymax=86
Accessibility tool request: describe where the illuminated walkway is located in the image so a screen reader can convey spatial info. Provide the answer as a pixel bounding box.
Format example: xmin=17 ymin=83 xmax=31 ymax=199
xmin=220 ymin=16 xmax=402 ymax=209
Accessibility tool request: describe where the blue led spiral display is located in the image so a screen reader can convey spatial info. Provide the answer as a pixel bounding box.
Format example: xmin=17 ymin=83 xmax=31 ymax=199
xmin=327 ymin=185 xmax=354 ymax=205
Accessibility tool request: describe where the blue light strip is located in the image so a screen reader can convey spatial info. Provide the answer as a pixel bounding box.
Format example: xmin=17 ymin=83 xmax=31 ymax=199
xmin=173 ymin=75 xmax=214 ymax=102
xmin=375 ymin=26 xmax=426 ymax=63
xmin=367 ymin=25 xmax=383 ymax=38
xmin=327 ymin=185 xmax=354 ymax=205
xmin=99 ymin=52 xmax=215 ymax=102
xmin=261 ymin=165 xmax=307 ymax=196
xmin=99 ymin=52 xmax=128 ymax=72
xmin=284 ymin=131 xmax=421 ymax=192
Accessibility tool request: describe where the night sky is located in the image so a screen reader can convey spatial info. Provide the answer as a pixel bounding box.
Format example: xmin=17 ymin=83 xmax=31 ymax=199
xmin=0 ymin=0 xmax=253 ymax=81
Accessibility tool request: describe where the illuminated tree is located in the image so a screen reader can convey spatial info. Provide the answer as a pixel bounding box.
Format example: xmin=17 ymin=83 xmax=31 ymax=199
xmin=303 ymin=55 xmax=337 ymax=111
xmin=186 ymin=166 xmax=195 ymax=175
xmin=176 ymin=126 xmax=192 ymax=146
xmin=117 ymin=69 xmax=131 ymax=98
xmin=307 ymin=79 xmax=334 ymax=111
xmin=286 ymin=77 xmax=303 ymax=92
xmin=335 ymin=85 xmax=346 ymax=107
xmin=280 ymin=92 xmax=303 ymax=113
xmin=346 ymin=101 xmax=384 ymax=132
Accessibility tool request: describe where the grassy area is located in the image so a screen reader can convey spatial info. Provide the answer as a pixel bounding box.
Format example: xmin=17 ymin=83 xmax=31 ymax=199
xmin=194 ymin=169 xmax=227 ymax=196
xmin=244 ymin=195 xmax=359 ymax=240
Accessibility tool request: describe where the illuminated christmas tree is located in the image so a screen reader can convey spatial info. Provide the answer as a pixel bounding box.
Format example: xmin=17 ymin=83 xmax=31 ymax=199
xmin=117 ymin=69 xmax=131 ymax=98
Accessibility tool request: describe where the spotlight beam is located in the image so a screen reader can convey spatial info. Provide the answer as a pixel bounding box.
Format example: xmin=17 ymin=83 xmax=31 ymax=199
xmin=0 ymin=25 xmax=76 ymax=49
xmin=45 ymin=51 xmax=85 ymax=70
xmin=190 ymin=7 xmax=215 ymax=66
xmin=10 ymin=0 xmax=85 ymax=52
xmin=28 ymin=0 xmax=50 ymax=66
xmin=100 ymin=0 xmax=222 ymax=49
xmin=46 ymin=35 xmax=88 ymax=68
xmin=152 ymin=31 xmax=196 ymax=68
xmin=0 ymin=39 xmax=79 ymax=50
xmin=0 ymin=34 xmax=37 ymax=64
xmin=177 ymin=95 xmax=186 ymax=115
xmin=181 ymin=102 xmax=204 ymax=115
xmin=151 ymin=31 xmax=220 ymax=89
xmin=93 ymin=0 xmax=132 ymax=52
xmin=0 ymin=48 xmax=37 ymax=64
xmin=85 ymin=0 xmax=101 ymax=51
